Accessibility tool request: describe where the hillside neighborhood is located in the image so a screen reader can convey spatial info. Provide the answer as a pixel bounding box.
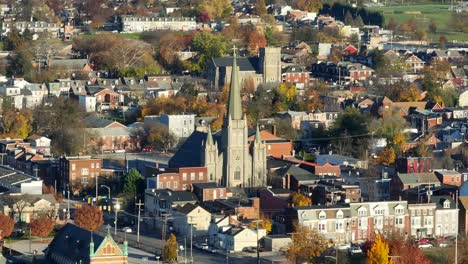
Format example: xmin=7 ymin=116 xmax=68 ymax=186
xmin=0 ymin=0 xmax=466 ymax=263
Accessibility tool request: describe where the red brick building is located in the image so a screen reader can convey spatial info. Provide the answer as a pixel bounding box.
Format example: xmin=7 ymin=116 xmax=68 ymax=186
xmin=434 ymin=170 xmax=463 ymax=187
xmin=147 ymin=167 xmax=209 ymax=191
xmin=248 ymin=129 xmax=293 ymax=158
xmin=192 ymin=182 xmax=228 ymax=201
xmin=59 ymin=156 xmax=102 ymax=194
xmin=85 ymin=116 xmax=134 ymax=152
xmin=282 ymin=66 xmax=311 ymax=88
xmin=259 ymin=188 xmax=292 ymax=217
xmin=94 ymin=88 xmax=121 ymax=110
xmin=284 ymin=158 xmax=341 ymax=177
xmin=396 ymin=157 xmax=432 ymax=173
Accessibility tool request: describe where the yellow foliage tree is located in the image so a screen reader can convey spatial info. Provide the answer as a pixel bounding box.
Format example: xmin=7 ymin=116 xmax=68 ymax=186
xmin=290 ymin=192 xmax=311 ymax=207
xmin=287 ymin=224 xmax=328 ymax=263
xmin=367 ymin=235 xmax=392 ymax=264
xmin=377 ymin=147 xmax=396 ymax=165
xmin=248 ymin=214 xmax=272 ymax=234
xmin=399 ymin=84 xmax=421 ymax=102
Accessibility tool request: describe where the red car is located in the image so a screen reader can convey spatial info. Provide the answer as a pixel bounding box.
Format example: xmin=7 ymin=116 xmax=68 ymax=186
xmin=418 ymin=238 xmax=430 ymax=244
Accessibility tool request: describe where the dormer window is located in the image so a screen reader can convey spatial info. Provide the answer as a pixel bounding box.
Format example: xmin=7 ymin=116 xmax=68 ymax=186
xmin=336 ymin=210 xmax=343 ymax=219
xmin=319 ymin=211 xmax=326 ymax=220
xmin=443 ymin=200 xmax=450 ymax=209
xmin=358 ymin=207 xmax=367 ymax=217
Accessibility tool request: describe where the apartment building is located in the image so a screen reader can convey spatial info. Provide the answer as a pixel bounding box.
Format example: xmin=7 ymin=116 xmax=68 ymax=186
xmin=59 ymin=156 xmax=102 ymax=193
xmin=121 ymin=16 xmax=196 ymax=32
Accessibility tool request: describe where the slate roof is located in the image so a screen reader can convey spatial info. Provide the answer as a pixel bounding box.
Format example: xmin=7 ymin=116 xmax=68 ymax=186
xmin=85 ymin=116 xmax=124 ymax=128
xmin=146 ymin=189 xmax=198 ymax=203
xmin=212 ymin=57 xmax=259 ymax=72
xmin=430 ymin=196 xmax=456 ymax=209
xmin=173 ymin=203 xmax=200 ymax=215
xmin=48 ymin=59 xmax=88 ymax=70
xmin=45 ymin=223 xmax=105 ymax=263
xmin=168 ymin=131 xmax=221 ymax=168
xmin=192 ymin=182 xmax=221 ymax=189
xmin=275 ymin=164 xmax=314 ymax=181
xmin=397 ymin=172 xmax=440 ymax=185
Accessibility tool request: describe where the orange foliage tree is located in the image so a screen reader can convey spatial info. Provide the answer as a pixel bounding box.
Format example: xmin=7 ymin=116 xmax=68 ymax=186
xmin=74 ymin=205 xmax=104 ymax=232
xmin=0 ymin=213 xmax=15 ymax=238
xmin=246 ymin=30 xmax=267 ymax=56
xmin=377 ymin=147 xmax=396 ymax=165
xmin=389 ymin=235 xmax=430 ymax=264
xmin=30 ymin=216 xmax=55 ymax=239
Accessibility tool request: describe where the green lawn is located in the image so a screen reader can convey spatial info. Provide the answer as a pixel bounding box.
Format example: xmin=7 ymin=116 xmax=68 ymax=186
xmin=423 ymin=247 xmax=451 ymax=263
xmin=119 ymin=32 xmax=143 ymax=40
xmin=369 ymin=4 xmax=466 ymax=42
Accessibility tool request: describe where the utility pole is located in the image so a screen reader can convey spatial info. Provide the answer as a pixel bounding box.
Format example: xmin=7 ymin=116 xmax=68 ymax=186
xmin=190 ymin=217 xmax=193 ymax=264
xmin=135 ymin=200 xmax=144 ymax=244
xmin=455 ymin=190 xmax=459 ymax=264
xmin=95 ymin=173 xmax=98 ymax=204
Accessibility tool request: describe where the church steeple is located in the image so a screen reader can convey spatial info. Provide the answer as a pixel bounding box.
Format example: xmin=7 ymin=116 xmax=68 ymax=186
xmin=207 ymin=126 xmax=214 ymax=146
xmin=255 ymin=124 xmax=262 ymax=144
xmin=227 ymin=48 xmax=243 ymax=120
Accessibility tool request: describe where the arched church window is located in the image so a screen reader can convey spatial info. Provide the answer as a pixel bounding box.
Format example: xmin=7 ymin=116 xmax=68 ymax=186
xmin=234 ymin=167 xmax=241 ymax=180
xmin=210 ymin=173 xmax=213 ymax=181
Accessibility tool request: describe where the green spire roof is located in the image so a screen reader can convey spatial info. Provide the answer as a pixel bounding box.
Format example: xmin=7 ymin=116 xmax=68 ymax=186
xmin=227 ymin=48 xmax=243 ymax=120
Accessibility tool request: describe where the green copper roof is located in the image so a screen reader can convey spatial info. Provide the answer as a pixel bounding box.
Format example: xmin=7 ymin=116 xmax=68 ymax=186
xmin=227 ymin=49 xmax=243 ymax=120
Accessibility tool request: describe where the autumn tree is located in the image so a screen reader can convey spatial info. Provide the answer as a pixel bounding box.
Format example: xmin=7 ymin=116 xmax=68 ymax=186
xmin=428 ymin=20 xmax=437 ymax=34
xmin=293 ymin=0 xmax=323 ymax=12
xmin=290 ymin=192 xmax=311 ymax=207
xmin=389 ymin=234 xmax=430 ymax=264
xmin=197 ymin=0 xmax=233 ymax=20
xmin=248 ymin=214 xmax=272 ymax=234
xmin=367 ymin=234 xmax=391 ymax=264
xmin=254 ymin=0 xmax=267 ymax=17
xmin=74 ymin=205 xmax=104 ymax=232
xmin=163 ymin=233 xmax=178 ymax=262
xmin=32 ymin=97 xmax=88 ymax=155
xmin=30 ymin=216 xmax=55 ymax=239
xmin=246 ymin=30 xmax=267 ymax=56
xmin=377 ymin=147 xmax=396 ymax=165
xmin=0 ymin=213 xmax=15 ymax=238
xmin=0 ymin=109 xmax=33 ymax=139
xmin=148 ymin=124 xmax=177 ymax=153
xmin=287 ymin=224 xmax=327 ymax=263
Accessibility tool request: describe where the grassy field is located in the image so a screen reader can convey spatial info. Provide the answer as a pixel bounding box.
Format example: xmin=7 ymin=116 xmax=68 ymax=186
xmin=369 ymin=4 xmax=466 ymax=42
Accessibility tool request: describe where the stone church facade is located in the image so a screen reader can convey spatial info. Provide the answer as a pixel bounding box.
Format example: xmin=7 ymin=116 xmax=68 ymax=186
xmin=169 ymin=52 xmax=267 ymax=188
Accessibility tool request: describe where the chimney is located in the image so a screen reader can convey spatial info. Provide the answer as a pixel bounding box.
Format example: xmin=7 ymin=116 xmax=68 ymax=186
xmin=271 ymin=125 xmax=277 ymax=136
xmin=399 ymin=195 xmax=402 ymax=201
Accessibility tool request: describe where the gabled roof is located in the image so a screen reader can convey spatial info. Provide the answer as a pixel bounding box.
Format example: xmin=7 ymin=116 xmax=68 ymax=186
xmin=84 ymin=116 xmax=126 ymax=128
xmin=173 ymin=203 xmax=205 ymax=215
xmin=46 ymin=223 xmax=107 ymax=263
xmin=169 ymin=131 xmax=221 ymax=168
xmin=146 ymin=189 xmax=198 ymax=203
xmin=212 ymin=56 xmax=258 ymax=72
xmin=430 ymin=195 xmax=456 ymax=209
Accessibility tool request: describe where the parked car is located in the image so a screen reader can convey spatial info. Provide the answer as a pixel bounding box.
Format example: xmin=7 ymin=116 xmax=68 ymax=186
xmin=418 ymin=243 xmax=433 ymax=249
xmin=243 ymin=247 xmax=258 ymax=253
xmin=201 ymin=243 xmax=209 ymax=250
xmin=336 ymin=244 xmax=351 ymax=250
xmin=418 ymin=238 xmax=430 ymax=244
xmin=179 ymin=245 xmax=185 ymax=251
xmin=348 ymin=246 xmax=363 ymax=255
xmin=439 ymin=241 xmax=451 ymax=248
xmin=207 ymin=247 xmax=218 ymax=253
xmin=122 ymin=227 xmax=132 ymax=233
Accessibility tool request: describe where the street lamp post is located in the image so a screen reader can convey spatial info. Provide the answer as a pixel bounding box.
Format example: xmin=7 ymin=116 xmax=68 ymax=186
xmin=66 ymin=189 xmax=70 ymax=221
xmin=114 ymin=202 xmax=120 ymax=236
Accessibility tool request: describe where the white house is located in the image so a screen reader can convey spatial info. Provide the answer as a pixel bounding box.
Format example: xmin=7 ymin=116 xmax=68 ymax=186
xmin=172 ymin=204 xmax=211 ymax=236
xmin=216 ymin=226 xmax=267 ymax=252
xmin=26 ymin=135 xmax=51 ymax=155
xmin=79 ymin=95 xmax=97 ymax=112
xmin=1 ymin=193 xmax=59 ymax=223
xmin=431 ymin=196 xmax=459 ymax=237
xmin=144 ymin=114 xmax=196 ymax=139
